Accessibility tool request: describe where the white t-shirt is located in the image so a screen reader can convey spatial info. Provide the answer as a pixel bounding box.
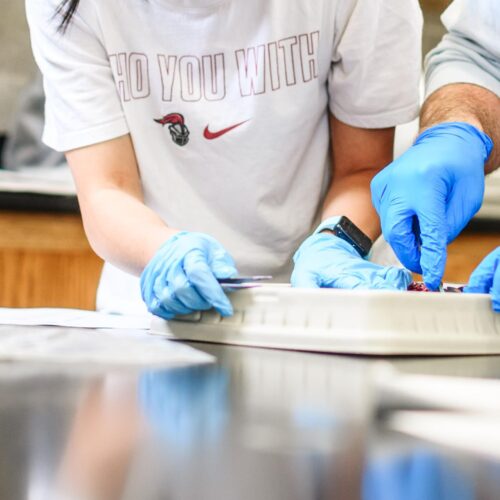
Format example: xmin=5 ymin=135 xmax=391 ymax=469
xmin=425 ymin=0 xmax=500 ymax=97
xmin=27 ymin=0 xmax=422 ymax=313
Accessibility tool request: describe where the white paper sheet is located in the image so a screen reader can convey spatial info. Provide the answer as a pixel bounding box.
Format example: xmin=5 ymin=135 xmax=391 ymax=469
xmin=0 ymin=308 xmax=151 ymax=330
xmin=0 ymin=327 xmax=213 ymax=366
xmin=0 ymin=166 xmax=76 ymax=196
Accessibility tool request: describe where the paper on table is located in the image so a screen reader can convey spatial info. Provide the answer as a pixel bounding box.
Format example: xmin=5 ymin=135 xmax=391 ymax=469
xmin=0 ymin=166 xmax=76 ymax=196
xmin=0 ymin=308 xmax=152 ymax=330
xmin=0 ymin=327 xmax=213 ymax=366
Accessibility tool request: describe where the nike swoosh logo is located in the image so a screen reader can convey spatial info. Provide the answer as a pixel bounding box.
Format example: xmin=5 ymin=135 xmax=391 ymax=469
xmin=203 ymin=120 xmax=249 ymax=140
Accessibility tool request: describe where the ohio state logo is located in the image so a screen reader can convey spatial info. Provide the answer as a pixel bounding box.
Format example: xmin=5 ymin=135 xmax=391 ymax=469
xmin=154 ymin=113 xmax=190 ymax=146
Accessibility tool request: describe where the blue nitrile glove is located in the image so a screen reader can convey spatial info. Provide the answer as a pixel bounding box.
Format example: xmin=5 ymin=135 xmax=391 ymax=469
xmin=291 ymin=232 xmax=412 ymax=290
xmin=140 ymin=232 xmax=238 ymax=319
xmin=371 ymin=122 xmax=493 ymax=290
xmin=464 ymin=247 xmax=500 ymax=312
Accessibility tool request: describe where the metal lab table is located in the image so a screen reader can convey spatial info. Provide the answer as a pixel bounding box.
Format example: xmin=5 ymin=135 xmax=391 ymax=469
xmin=0 ymin=326 xmax=500 ymax=500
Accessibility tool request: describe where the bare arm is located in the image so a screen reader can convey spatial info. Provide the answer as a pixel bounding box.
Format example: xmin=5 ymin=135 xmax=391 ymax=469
xmin=66 ymin=135 xmax=178 ymax=276
xmin=289 ymin=114 xmax=411 ymax=289
xmin=322 ymin=115 xmax=395 ymax=240
xmin=420 ymin=83 xmax=500 ymax=173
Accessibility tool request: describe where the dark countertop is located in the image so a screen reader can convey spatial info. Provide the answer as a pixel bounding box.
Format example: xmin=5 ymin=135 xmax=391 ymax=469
xmin=1 ymin=327 xmax=499 ymax=500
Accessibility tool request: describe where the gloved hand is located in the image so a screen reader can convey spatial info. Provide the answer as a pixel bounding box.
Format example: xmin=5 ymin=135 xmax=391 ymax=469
xmin=141 ymin=232 xmax=237 ymax=319
xmin=464 ymin=247 xmax=500 ymax=312
xmin=371 ymin=122 xmax=493 ymax=290
xmin=291 ymin=232 xmax=412 ymax=290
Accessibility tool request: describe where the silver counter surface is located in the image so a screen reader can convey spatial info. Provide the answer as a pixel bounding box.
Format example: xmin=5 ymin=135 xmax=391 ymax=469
xmin=1 ymin=325 xmax=499 ymax=500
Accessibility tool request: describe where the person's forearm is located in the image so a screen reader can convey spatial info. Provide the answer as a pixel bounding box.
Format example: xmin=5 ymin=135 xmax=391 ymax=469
xmin=79 ymin=187 xmax=178 ymax=276
xmin=66 ymin=135 xmax=179 ymax=276
xmin=322 ymin=170 xmax=381 ymax=241
xmin=325 ymin=116 xmax=394 ymax=241
xmin=420 ymin=83 xmax=500 ymax=173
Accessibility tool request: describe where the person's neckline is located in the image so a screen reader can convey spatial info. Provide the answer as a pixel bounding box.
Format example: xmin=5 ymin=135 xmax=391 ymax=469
xmin=152 ymin=0 xmax=229 ymax=11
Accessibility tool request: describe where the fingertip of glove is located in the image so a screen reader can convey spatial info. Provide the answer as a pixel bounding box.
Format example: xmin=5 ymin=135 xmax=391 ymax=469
xmin=290 ymin=274 xmax=319 ymax=289
xmin=373 ymin=284 xmax=403 ymax=291
xmin=211 ymin=292 xmax=234 ymax=317
xmin=149 ymin=305 xmax=175 ymax=321
xmin=492 ymin=299 xmax=500 ymax=313
xmin=421 ymin=259 xmax=445 ymax=291
xmin=423 ymin=276 xmax=442 ymax=291
xmin=395 ymin=270 xmax=413 ymax=290
xmin=213 ymin=265 xmax=238 ymax=279
xmin=373 ymin=272 xmax=411 ymax=291
xmin=217 ymin=304 xmax=234 ymax=317
xmin=387 ymin=239 xmax=421 ymax=272
xmin=463 ymin=284 xmax=488 ymax=295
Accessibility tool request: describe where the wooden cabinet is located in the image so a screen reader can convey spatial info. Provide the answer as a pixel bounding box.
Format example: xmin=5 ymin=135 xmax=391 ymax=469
xmin=444 ymin=230 xmax=500 ymax=284
xmin=0 ymin=211 xmax=103 ymax=310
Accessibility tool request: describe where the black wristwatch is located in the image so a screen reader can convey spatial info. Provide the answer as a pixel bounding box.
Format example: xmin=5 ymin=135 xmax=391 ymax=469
xmin=314 ymin=216 xmax=373 ymax=258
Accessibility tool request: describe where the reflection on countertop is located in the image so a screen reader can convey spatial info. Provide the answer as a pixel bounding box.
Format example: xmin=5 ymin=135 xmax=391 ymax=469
xmin=1 ymin=338 xmax=500 ymax=499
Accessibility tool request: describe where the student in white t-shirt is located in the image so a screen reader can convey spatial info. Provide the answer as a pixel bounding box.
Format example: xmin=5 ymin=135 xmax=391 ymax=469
xmin=26 ymin=0 xmax=422 ymax=319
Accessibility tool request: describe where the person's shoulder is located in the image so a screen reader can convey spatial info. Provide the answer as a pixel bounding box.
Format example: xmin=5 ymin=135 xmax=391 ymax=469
xmin=25 ymin=0 xmax=62 ymax=31
xmin=442 ymin=0 xmax=500 ymax=33
xmin=27 ymin=0 xmax=101 ymax=35
xmin=440 ymin=0 xmax=500 ymax=60
xmin=25 ymin=0 xmax=69 ymax=14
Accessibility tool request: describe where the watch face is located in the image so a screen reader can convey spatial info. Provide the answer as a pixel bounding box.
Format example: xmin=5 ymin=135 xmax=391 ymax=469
xmin=317 ymin=216 xmax=373 ymax=258
xmin=335 ymin=217 xmax=372 ymax=258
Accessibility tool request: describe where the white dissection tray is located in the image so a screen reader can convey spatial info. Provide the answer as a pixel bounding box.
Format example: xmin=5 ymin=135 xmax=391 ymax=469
xmin=150 ymin=286 xmax=500 ymax=356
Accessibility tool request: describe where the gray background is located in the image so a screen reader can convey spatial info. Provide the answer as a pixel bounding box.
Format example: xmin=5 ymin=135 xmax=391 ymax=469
xmin=0 ymin=0 xmax=38 ymax=133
